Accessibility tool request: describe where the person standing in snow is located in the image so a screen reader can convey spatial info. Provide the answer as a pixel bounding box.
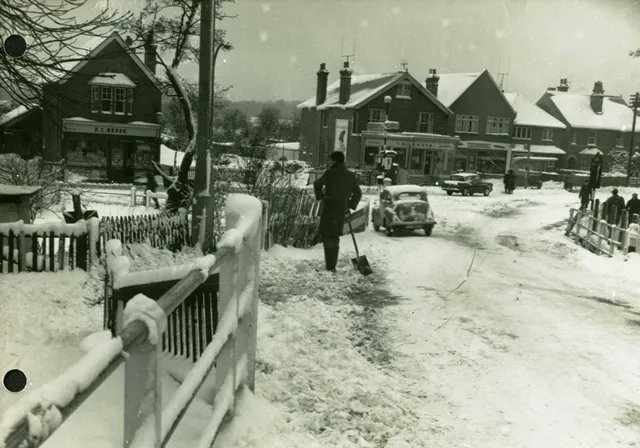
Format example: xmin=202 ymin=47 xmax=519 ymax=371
xmin=503 ymin=169 xmax=515 ymax=194
xmin=579 ymin=180 xmax=591 ymax=211
xmin=604 ymin=188 xmax=626 ymax=226
xmin=626 ymin=214 xmax=640 ymax=252
xmin=626 ymin=193 xmax=640 ymax=222
xmin=146 ymin=169 xmax=160 ymax=209
xmin=313 ymin=151 xmax=362 ymax=273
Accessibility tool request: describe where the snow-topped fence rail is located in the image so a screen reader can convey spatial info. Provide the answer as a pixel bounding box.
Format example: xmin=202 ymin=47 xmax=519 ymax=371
xmin=0 ymin=218 xmax=99 ymax=273
xmin=0 ymin=194 xmax=265 ymax=448
xmin=564 ymin=207 xmax=636 ymax=257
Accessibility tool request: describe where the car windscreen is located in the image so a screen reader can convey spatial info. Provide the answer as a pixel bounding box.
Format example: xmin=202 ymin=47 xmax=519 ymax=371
xmin=450 ymin=175 xmax=465 ymax=181
xmin=394 ymin=192 xmax=427 ymax=201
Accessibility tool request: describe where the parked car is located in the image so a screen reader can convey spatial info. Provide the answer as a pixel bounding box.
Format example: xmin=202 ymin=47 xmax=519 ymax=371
xmin=440 ymin=173 xmax=493 ymax=196
xmin=372 ymin=185 xmax=436 ymax=236
xmin=514 ymin=170 xmax=543 ymax=189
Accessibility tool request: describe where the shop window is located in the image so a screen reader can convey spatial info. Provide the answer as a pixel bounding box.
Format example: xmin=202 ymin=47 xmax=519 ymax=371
xmin=455 ymin=114 xmax=479 ymax=133
xmin=396 ymin=83 xmax=411 ymax=99
xmin=513 ymin=126 xmax=531 ymax=140
xmin=616 ymin=132 xmax=624 ymax=148
xmin=364 ymin=146 xmax=379 ymax=166
xmin=394 ymin=147 xmax=407 ymax=168
xmin=588 ymin=130 xmax=597 ymax=145
xmin=486 ymin=116 xmax=510 ymax=135
xmin=417 ymin=112 xmax=434 ymax=133
xmin=409 ymin=150 xmax=423 ymax=172
xmin=114 ymin=88 xmax=126 ymax=114
xmin=542 ymin=128 xmax=553 ymax=141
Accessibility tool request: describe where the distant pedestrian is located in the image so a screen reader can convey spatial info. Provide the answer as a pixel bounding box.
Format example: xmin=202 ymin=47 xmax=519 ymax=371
xmin=578 ymin=180 xmax=591 ymax=211
xmin=604 ymin=188 xmax=625 ymax=225
xmin=503 ymin=169 xmax=515 ymax=194
xmin=313 ymin=151 xmax=362 ymax=273
xmin=626 ymin=193 xmax=640 ymax=220
xmin=146 ymin=169 xmax=160 ymax=209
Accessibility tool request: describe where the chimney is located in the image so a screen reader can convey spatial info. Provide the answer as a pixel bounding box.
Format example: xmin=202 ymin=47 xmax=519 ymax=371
xmin=590 ymin=81 xmax=605 ymax=114
xmin=339 ymin=61 xmax=352 ymax=105
xmin=316 ymin=63 xmax=329 ymax=105
xmin=143 ymin=30 xmax=157 ymax=75
xmin=557 ymin=78 xmax=569 ymax=92
xmin=425 ymin=68 xmax=439 ymax=97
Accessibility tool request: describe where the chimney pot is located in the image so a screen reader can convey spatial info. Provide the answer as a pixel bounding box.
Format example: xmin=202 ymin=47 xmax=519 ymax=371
xmin=316 ymin=62 xmax=329 ymax=105
xmin=426 ymin=68 xmax=440 ymax=97
xmin=590 ymin=81 xmax=605 ymax=114
xmin=339 ymin=61 xmax=352 ymax=104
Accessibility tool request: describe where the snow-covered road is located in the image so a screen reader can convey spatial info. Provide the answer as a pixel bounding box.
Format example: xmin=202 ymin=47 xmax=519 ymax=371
xmin=377 ymin=185 xmax=640 ymax=447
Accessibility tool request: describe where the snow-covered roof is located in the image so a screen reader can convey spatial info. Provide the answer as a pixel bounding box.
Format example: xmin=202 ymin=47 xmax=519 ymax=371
xmin=504 ymin=93 xmax=566 ymax=128
xmin=298 ymin=73 xmax=403 ymax=110
xmin=89 ymin=73 xmax=136 ymax=87
xmin=54 ymin=33 xmax=160 ymax=89
xmin=545 ymin=91 xmax=634 ymax=131
xmin=512 ymin=144 xmax=566 ymax=155
xmin=0 ymin=184 xmax=42 ymax=196
xmin=385 ymin=185 xmax=427 ymax=195
xmin=579 ymin=147 xmax=604 ymax=155
xmin=0 ymin=104 xmax=38 ymax=127
xmin=268 ymin=142 xmax=300 ymax=150
xmin=433 ymin=72 xmax=482 ymax=107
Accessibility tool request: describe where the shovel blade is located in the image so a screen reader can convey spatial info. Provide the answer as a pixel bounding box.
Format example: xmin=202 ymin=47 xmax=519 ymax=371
xmin=351 ymin=255 xmax=373 ymax=276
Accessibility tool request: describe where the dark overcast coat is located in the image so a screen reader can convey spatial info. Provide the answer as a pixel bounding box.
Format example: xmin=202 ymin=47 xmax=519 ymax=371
xmin=314 ymin=163 xmax=362 ymax=236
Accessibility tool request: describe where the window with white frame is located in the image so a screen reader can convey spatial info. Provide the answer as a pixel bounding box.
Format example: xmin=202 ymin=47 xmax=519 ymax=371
xmin=486 ymin=116 xmax=510 ymax=135
xmin=588 ymin=130 xmax=597 ymax=145
xmin=396 ymin=83 xmax=411 ymax=98
xmin=418 ymin=112 xmax=434 ymax=133
xmin=92 ymin=85 xmax=133 ymax=115
xmin=369 ymin=108 xmax=384 ymax=122
xmin=542 ymin=128 xmax=553 ymax=141
xmin=616 ymin=132 xmax=624 ymax=147
xmin=513 ymin=126 xmax=532 ymax=140
xmin=455 ymin=114 xmax=479 ymax=133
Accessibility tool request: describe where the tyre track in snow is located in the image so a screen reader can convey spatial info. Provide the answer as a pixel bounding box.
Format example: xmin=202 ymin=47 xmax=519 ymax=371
xmin=376 ymin=189 xmax=640 ymax=447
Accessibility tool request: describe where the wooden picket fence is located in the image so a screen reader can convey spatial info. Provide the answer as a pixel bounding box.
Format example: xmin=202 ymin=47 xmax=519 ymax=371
xmin=565 ymin=205 xmax=637 ymax=257
xmin=98 ymin=211 xmax=190 ymax=254
xmin=0 ymin=194 xmax=265 ymax=448
xmin=0 ymin=219 xmax=99 ymax=273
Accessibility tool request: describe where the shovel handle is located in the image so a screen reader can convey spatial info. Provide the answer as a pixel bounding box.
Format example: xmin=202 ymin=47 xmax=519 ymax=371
xmin=347 ymin=218 xmax=360 ymax=259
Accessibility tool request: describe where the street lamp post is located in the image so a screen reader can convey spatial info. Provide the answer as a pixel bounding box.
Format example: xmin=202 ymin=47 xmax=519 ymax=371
xmin=628 ymin=92 xmax=639 ymax=186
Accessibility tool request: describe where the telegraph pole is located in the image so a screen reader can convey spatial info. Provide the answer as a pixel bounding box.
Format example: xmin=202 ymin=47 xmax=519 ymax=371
xmin=192 ymin=0 xmax=217 ymax=252
xmin=629 ymin=92 xmax=639 ymax=186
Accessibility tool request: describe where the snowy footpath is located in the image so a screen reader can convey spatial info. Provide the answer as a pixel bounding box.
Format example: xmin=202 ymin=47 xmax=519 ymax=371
xmin=2 ymin=184 xmax=640 ymax=447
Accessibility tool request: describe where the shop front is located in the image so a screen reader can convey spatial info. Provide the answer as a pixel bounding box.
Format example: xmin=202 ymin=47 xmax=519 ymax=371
xmin=454 ymin=140 xmax=513 ymax=175
xmin=361 ymin=131 xmax=459 ymax=184
xmin=62 ymin=118 xmax=160 ymax=183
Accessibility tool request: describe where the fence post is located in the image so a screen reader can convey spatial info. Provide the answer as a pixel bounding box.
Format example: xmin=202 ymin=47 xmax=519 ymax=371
xmin=131 ymin=186 xmax=137 ymax=207
xmin=610 ymin=224 xmax=618 ymax=256
xmin=18 ymin=230 xmax=26 ymax=273
xmin=261 ymin=200 xmax=270 ymax=250
xmin=597 ymin=220 xmax=606 ymax=254
xmin=123 ymin=336 xmax=162 ymax=447
xmin=77 ymin=220 xmax=88 ymax=271
xmin=592 ymin=199 xmax=600 ymax=231
xmin=146 ymin=190 xmax=151 ymax=209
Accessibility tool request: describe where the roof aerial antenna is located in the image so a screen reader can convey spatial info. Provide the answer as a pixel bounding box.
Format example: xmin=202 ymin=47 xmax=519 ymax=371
xmin=341 ymin=37 xmax=355 ymax=67
xmin=400 ymin=59 xmax=409 ymax=72
xmin=497 ymin=72 xmax=509 ymax=92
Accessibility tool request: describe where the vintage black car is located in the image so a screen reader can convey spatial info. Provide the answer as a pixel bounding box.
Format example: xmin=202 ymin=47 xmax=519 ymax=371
xmin=372 ymin=185 xmax=436 ymax=236
xmin=440 ymin=173 xmax=493 ymax=196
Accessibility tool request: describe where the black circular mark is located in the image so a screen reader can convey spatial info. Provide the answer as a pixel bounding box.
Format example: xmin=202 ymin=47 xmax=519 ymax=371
xmin=3 ymin=369 xmax=27 ymax=393
xmin=4 ymin=35 xmax=27 ymax=58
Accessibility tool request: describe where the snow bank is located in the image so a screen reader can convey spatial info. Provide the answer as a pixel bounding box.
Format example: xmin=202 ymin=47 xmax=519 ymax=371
xmin=122 ymin=294 xmax=167 ymax=345
xmin=0 ymin=220 xmax=89 ymax=237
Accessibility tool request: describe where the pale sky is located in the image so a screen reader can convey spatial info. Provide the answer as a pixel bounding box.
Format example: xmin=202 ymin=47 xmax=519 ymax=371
xmin=95 ymin=0 xmax=640 ymax=105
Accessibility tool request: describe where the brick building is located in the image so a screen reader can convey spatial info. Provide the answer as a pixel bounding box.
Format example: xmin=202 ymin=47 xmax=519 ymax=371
xmin=297 ymin=62 xmax=457 ymax=179
xmin=42 ymin=32 xmax=163 ymax=182
xmin=426 ymin=70 xmax=517 ymax=174
xmin=536 ymin=80 xmax=637 ymax=171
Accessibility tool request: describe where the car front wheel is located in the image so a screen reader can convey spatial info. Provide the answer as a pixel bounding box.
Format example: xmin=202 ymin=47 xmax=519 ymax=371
xmin=446 ymin=191 xmax=453 ymax=196
xmin=424 ymin=225 xmax=434 ymax=236
xmin=483 ymin=187 xmax=491 ymax=196
xmin=462 ymin=188 xmax=470 ymax=196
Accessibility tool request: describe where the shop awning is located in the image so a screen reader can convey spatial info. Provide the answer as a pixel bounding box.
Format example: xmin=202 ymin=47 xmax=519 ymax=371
xmin=512 ymin=144 xmax=566 ymax=155
xmin=578 ymin=147 xmax=604 ymax=156
xmin=456 ymin=140 xmax=509 ymax=151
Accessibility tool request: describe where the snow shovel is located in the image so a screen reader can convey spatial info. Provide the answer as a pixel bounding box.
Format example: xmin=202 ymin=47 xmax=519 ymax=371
xmin=347 ymin=218 xmax=373 ymax=276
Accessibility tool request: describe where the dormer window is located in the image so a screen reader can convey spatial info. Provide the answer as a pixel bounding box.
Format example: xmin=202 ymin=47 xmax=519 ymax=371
xmin=396 ymin=83 xmax=411 ymax=99
xmin=90 ymin=72 xmax=135 ymax=115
